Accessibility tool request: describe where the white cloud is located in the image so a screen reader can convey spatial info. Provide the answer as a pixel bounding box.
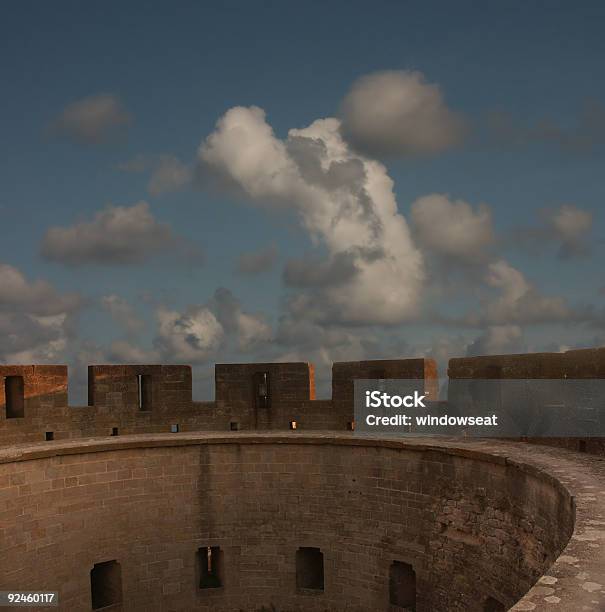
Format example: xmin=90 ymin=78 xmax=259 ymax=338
xmin=339 ymin=70 xmax=466 ymax=157
xmin=199 ymin=106 xmax=424 ymax=325
xmin=0 ymin=264 xmax=81 ymax=363
xmin=155 ymin=306 xmax=225 ymax=363
xmin=50 ymin=93 xmax=131 ymax=145
xmin=41 ymin=201 xmax=178 ymax=266
xmin=411 ymin=194 xmax=495 ymax=262
xmin=0 ymin=263 xmax=81 ymax=316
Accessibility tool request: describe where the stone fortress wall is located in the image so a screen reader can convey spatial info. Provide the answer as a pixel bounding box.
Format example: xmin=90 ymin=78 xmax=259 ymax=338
xmin=0 ymin=347 xmax=603 ymax=453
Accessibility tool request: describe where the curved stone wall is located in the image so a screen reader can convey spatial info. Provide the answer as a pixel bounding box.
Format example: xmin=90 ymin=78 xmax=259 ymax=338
xmin=0 ymin=434 xmax=588 ymax=611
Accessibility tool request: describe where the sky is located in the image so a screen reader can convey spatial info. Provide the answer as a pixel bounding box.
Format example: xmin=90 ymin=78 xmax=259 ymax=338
xmin=1 ymin=1 xmax=604 ymax=401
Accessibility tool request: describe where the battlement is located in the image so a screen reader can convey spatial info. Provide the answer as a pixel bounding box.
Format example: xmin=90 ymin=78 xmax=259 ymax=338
xmin=0 ymin=348 xmax=604 ymax=454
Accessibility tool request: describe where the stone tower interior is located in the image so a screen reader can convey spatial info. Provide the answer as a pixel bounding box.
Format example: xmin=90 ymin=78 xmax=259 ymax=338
xmin=0 ymin=348 xmax=604 ymax=611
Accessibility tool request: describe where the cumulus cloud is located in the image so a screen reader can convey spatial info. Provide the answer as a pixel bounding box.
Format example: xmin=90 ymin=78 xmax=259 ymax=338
xmin=0 ymin=263 xmax=81 ymax=316
xmin=199 ymin=106 xmax=424 ymax=325
xmin=236 ymin=245 xmax=278 ymax=275
xmin=208 ymin=288 xmax=272 ymax=350
xmin=0 ymin=263 xmax=82 ymax=363
xmin=155 ymin=306 xmax=224 ymax=363
xmin=467 ymin=260 xmax=571 ymax=325
xmin=339 ymin=70 xmax=466 ymax=157
xmin=49 ymin=93 xmax=131 ymax=145
xmin=153 ymin=288 xmax=272 ymax=361
xmin=510 ymin=204 xmax=593 ymax=259
xmin=410 ymin=194 xmax=495 ymax=263
xmin=40 ymin=201 xmax=180 ymax=266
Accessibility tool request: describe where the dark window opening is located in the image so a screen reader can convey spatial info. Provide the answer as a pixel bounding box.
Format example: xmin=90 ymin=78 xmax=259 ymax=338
xmin=229 ymin=421 xmax=239 ymax=431
xmin=253 ymin=371 xmax=270 ymax=409
xmin=389 ymin=561 xmax=416 ymax=609
xmin=5 ymin=376 xmax=25 ymax=418
xmin=347 ymin=421 xmax=355 ymax=431
xmin=296 ymin=547 xmax=324 ymax=591
xmin=45 ymin=431 xmax=54 ymax=441
xmin=484 ymin=597 xmax=505 ymax=612
xmin=289 ymin=421 xmax=298 ymax=430
xmin=171 ymin=424 xmax=180 ymax=433
xmin=198 ymin=546 xmax=222 ymax=589
xmin=90 ymin=560 xmax=122 ymax=610
xmin=137 ymin=374 xmax=152 ymax=411
xmin=578 ymin=440 xmax=587 ymax=453
xmin=111 ymin=427 xmax=118 ymax=436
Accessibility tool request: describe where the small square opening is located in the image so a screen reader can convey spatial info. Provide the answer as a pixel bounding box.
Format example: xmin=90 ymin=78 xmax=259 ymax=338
xmin=171 ymin=424 xmax=180 ymax=433
xmin=229 ymin=421 xmax=239 ymax=431
xmin=198 ymin=546 xmax=222 ymax=589
xmin=5 ymin=376 xmax=25 ymax=418
xmin=45 ymin=431 xmax=54 ymax=441
xmin=90 ymin=560 xmax=122 ymax=610
xmin=296 ymin=547 xmax=324 ymax=591
xmin=111 ymin=427 xmax=118 ymax=436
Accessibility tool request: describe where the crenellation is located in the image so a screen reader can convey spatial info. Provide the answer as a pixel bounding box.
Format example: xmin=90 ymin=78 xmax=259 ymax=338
xmin=0 ymin=349 xmax=603 ymax=455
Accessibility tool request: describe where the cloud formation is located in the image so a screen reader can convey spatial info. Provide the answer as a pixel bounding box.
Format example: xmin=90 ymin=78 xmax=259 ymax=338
xmin=411 ymin=194 xmax=495 ymax=263
xmin=510 ymin=204 xmax=594 ymax=259
xmin=469 ymin=260 xmax=571 ymax=326
xmin=339 ymin=70 xmax=466 ymax=157
xmin=0 ymin=263 xmax=81 ymax=363
xmin=154 ymin=288 xmax=272 ymax=362
xmin=199 ymin=106 xmax=424 ymax=325
xmin=41 ymin=201 xmax=179 ymax=266
xmin=50 ymin=93 xmax=131 ymax=145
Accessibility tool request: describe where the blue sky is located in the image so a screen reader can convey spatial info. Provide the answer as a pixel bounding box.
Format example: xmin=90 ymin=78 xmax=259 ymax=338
xmin=1 ymin=1 xmax=604 ymax=400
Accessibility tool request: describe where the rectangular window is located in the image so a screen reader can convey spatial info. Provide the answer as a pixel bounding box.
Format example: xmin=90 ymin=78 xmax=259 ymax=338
xmin=45 ymin=432 xmax=54 ymax=441
xmin=111 ymin=427 xmax=118 ymax=436
xmin=137 ymin=374 xmax=152 ymax=411
xmin=389 ymin=561 xmax=415 ymax=608
xmin=90 ymin=560 xmax=122 ymax=610
xmin=198 ymin=546 xmax=222 ymax=589
xmin=171 ymin=424 xmax=180 ymax=433
xmin=296 ymin=547 xmax=324 ymax=591
xmin=5 ymin=376 xmax=24 ymax=418
xmin=253 ymin=371 xmax=270 ymax=409
xmin=289 ymin=421 xmax=298 ymax=430
xmin=230 ymin=421 xmax=239 ymax=431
